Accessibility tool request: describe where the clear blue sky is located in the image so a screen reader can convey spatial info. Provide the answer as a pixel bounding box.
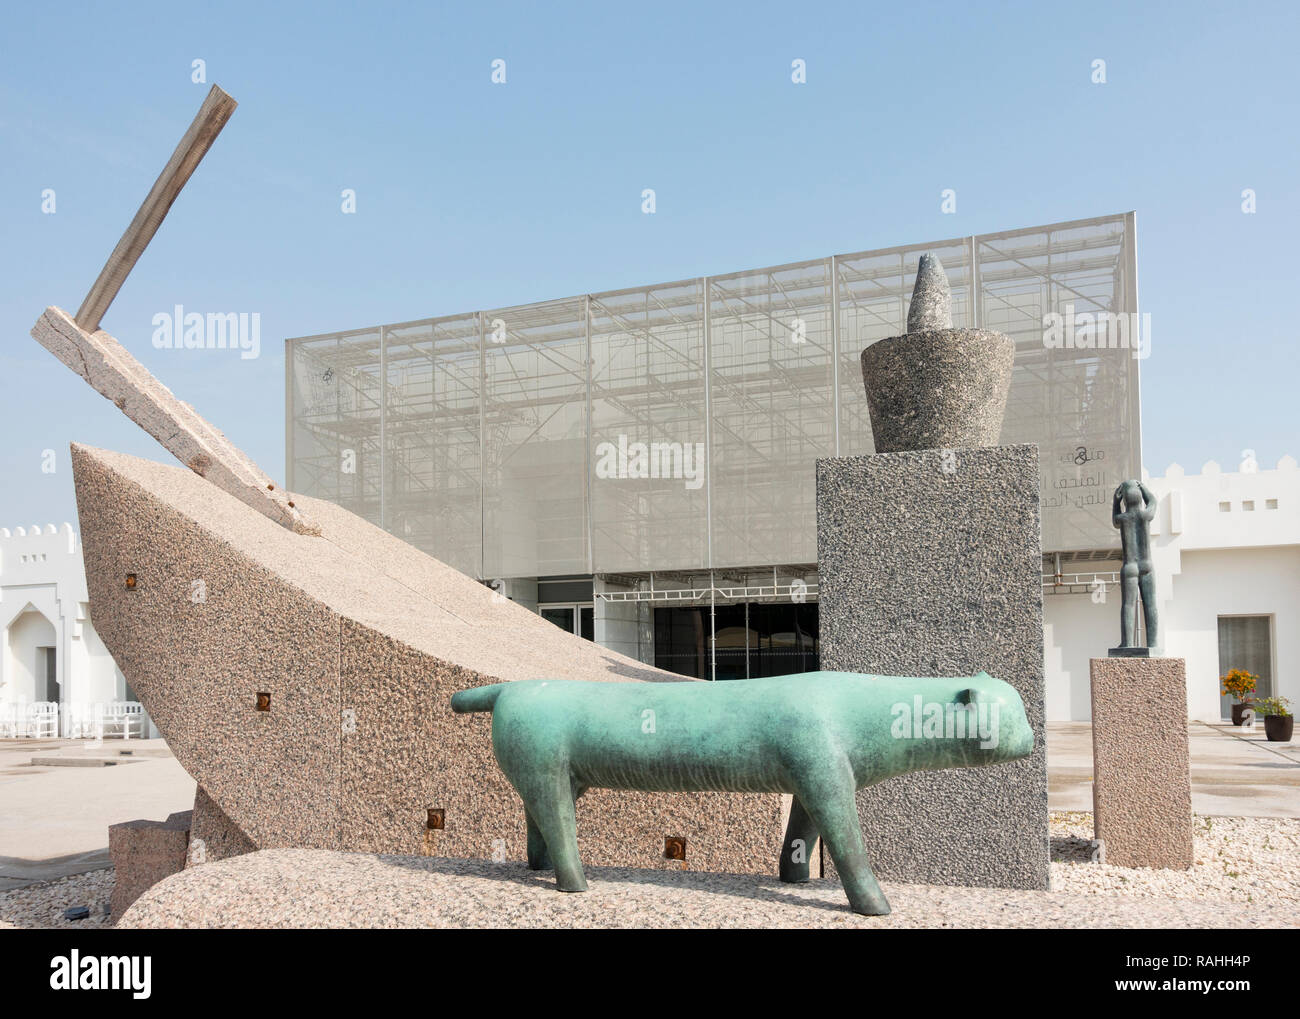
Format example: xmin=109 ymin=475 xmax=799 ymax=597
xmin=2 ymin=0 xmax=1296 ymax=529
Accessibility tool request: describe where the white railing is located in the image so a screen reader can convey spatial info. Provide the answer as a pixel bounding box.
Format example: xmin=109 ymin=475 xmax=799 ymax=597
xmin=65 ymin=701 xmax=146 ymax=740
xmin=1042 ymin=570 xmax=1121 ymax=595
xmin=0 ymin=701 xmax=59 ymax=738
xmin=0 ymin=701 xmax=150 ymax=740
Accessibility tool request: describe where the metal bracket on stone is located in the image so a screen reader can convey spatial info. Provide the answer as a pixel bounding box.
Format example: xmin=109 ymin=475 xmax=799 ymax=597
xmin=27 ymin=85 xmax=320 ymax=536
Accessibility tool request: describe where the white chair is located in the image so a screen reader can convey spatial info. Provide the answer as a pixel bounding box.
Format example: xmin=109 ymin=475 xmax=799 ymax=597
xmin=0 ymin=703 xmax=21 ymax=738
xmin=88 ymin=701 xmax=144 ymax=740
xmin=109 ymin=701 xmax=145 ymax=740
xmin=66 ymin=702 xmax=98 ymax=739
xmin=29 ymin=702 xmax=59 ymax=738
xmin=72 ymin=702 xmax=108 ymax=741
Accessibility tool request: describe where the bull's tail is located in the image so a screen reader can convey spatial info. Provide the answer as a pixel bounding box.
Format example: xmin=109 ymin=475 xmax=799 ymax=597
xmin=450 ymin=683 xmax=508 ymax=714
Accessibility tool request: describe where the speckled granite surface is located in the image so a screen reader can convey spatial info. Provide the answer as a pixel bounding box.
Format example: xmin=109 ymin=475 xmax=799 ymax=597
xmin=859 ymin=328 xmax=1015 ymax=453
xmin=107 ymin=810 xmax=191 ymax=922
xmin=1091 ymin=657 xmax=1194 ymax=868
xmin=72 ymin=444 xmax=784 ymax=880
xmin=189 ymin=786 xmax=255 ymax=863
xmin=116 ymin=847 xmax=1297 ymax=929
xmin=905 ymin=254 xmax=952 ymax=332
xmin=816 ymin=445 xmax=1050 ymax=889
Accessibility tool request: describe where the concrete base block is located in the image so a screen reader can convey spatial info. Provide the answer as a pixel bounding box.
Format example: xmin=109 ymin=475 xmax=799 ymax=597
xmin=816 ymin=444 xmax=1050 ymax=889
xmin=1090 ymin=656 xmax=1194 ymax=869
xmin=108 ymin=810 xmax=192 ymax=922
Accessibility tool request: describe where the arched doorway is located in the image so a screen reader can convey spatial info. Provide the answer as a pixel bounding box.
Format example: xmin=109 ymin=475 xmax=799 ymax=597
xmin=5 ymin=607 xmax=59 ymax=703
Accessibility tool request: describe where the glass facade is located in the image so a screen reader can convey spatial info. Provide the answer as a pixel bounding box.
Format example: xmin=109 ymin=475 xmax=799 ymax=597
xmin=654 ymin=603 xmax=819 ymax=680
xmin=287 ymin=213 xmax=1140 ymax=579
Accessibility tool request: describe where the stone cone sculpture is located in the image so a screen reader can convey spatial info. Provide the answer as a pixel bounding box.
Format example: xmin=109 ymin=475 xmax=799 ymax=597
xmin=859 ymin=254 xmax=1014 ymax=452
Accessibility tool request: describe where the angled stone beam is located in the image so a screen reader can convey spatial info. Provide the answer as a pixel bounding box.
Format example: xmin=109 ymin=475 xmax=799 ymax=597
xmin=77 ymin=85 xmax=238 ymax=334
xmin=30 ymin=85 xmax=318 ymax=535
xmin=32 ymin=305 xmax=321 ymax=535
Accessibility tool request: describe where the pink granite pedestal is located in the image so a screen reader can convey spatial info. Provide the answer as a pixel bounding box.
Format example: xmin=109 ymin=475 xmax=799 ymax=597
xmin=1089 ymin=657 xmax=1193 ymax=869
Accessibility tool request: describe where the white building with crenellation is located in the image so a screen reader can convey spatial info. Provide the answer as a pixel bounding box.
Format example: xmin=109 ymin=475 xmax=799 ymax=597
xmin=1044 ymin=452 xmax=1299 ymax=721
xmin=0 ymin=522 xmax=156 ymax=738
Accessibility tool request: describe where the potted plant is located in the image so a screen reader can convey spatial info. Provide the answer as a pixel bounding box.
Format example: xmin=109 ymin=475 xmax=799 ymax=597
xmin=1252 ymin=696 xmax=1293 ymax=742
xmin=1220 ymin=668 xmax=1258 ymax=726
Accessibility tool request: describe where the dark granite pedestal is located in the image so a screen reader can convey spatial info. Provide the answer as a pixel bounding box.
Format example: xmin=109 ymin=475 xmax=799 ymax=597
xmin=816 ymin=444 xmax=1050 ymax=890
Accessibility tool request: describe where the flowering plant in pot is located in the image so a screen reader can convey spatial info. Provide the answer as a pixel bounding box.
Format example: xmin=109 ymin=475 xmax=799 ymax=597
xmin=1220 ymin=668 xmax=1258 ymax=726
xmin=1252 ymin=696 xmax=1293 ymax=743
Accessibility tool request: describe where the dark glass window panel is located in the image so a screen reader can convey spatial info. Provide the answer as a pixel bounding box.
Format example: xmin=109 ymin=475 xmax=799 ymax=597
xmin=1218 ymin=615 xmax=1273 ymax=717
xmin=541 ymin=607 xmax=575 ymax=634
xmin=653 ymin=602 xmax=819 ymax=681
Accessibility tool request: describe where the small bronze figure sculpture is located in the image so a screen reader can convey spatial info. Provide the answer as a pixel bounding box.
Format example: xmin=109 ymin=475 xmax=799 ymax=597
xmin=452 ymin=670 xmax=1034 ymax=915
xmin=1111 ymin=478 xmax=1159 ymax=654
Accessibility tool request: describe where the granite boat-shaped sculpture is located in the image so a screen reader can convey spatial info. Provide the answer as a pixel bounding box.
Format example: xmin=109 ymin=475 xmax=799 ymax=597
xmin=71 ymin=441 xmax=786 ymax=870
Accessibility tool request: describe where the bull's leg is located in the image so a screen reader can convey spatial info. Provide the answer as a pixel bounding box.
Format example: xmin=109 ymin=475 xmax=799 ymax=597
xmin=520 ymin=771 xmax=587 ymax=893
xmin=779 ymin=796 xmax=820 ymax=883
xmin=794 ymin=763 xmax=890 ymax=915
xmin=525 ymin=810 xmax=551 ymax=871
xmin=523 ymin=780 xmax=585 ymax=874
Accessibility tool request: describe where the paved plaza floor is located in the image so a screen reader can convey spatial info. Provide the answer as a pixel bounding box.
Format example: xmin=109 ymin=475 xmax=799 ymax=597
xmin=1048 ymin=720 xmax=1300 ymax=817
xmin=0 ymin=738 xmax=194 ymax=891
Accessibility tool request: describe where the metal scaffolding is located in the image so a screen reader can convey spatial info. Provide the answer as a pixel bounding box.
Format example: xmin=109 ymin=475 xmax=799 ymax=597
xmin=287 ymin=212 xmax=1139 ymax=580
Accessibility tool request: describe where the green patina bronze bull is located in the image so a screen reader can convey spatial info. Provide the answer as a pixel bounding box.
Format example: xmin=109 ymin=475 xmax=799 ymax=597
xmin=451 ymin=670 xmax=1033 ymax=915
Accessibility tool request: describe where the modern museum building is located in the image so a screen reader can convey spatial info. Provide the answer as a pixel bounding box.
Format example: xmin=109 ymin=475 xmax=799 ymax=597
xmin=286 ymin=213 xmax=1298 ymax=722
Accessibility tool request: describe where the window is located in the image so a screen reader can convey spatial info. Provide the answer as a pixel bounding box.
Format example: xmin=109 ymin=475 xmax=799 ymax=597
xmin=1218 ymin=615 xmax=1273 ymax=719
xmin=539 ymin=603 xmax=594 ymax=642
xmin=1218 ymin=502 xmax=1231 ymax=512
xmin=1243 ymin=500 xmax=1255 ymax=511
xmin=1267 ymin=499 xmax=1278 ymax=510
xmin=654 ymin=602 xmax=819 ymax=680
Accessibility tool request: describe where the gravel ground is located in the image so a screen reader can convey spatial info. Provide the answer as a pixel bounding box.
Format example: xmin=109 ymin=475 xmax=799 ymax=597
xmin=5 ymin=812 xmax=1298 ymax=929
xmin=1051 ymin=812 xmax=1300 ymax=904
xmin=0 ymin=868 xmax=114 ymax=930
